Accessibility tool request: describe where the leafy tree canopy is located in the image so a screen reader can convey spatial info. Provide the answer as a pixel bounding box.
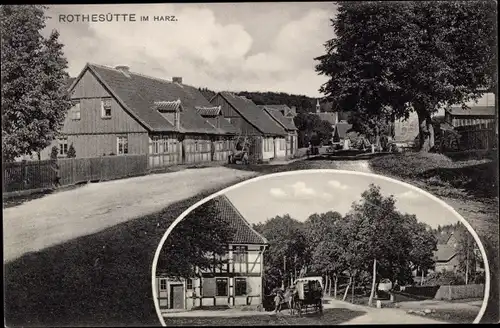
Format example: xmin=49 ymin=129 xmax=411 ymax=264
xmin=316 ymin=1 xmax=497 ymax=151
xmin=1 ymin=5 xmax=72 ymax=161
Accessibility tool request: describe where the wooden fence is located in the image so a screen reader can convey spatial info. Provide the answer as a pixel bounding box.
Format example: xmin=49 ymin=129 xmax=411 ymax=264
xmin=3 ymin=155 xmax=149 ymax=194
xmin=455 ymin=122 xmax=497 ymax=151
xmin=434 ymin=284 xmax=485 ymax=301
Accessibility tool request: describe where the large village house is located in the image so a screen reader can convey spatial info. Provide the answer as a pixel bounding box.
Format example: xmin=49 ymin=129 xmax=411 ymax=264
xmin=155 ymin=195 xmax=268 ymax=312
xmin=210 ymin=92 xmax=288 ymax=162
xmin=259 ymin=105 xmax=299 ymax=157
xmin=37 ymin=63 xmax=237 ymax=167
xmin=413 ymin=230 xmax=485 ymax=284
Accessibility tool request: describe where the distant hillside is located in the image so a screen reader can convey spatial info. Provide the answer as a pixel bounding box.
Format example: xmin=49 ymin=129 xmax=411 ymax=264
xmin=197 ymin=88 xmax=321 ymax=114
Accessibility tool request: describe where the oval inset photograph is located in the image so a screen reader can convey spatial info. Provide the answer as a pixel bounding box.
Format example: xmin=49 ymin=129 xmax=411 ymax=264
xmin=152 ymin=170 xmax=490 ymax=325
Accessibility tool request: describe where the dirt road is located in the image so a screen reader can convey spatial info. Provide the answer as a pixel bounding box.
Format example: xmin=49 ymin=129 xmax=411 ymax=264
xmin=324 ymin=298 xmax=447 ymax=324
xmin=3 ymin=167 xmax=256 ymax=263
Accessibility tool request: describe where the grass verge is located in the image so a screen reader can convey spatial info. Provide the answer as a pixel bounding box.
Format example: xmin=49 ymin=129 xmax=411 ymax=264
xmin=162 ymin=308 xmax=366 ymax=326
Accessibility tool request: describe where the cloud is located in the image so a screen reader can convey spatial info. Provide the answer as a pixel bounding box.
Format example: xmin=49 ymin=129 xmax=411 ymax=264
xmin=268 ymin=181 xmax=321 ymax=201
xmin=44 ymin=4 xmax=333 ymax=97
xmin=399 ymin=190 xmax=421 ymax=200
xmin=328 ymin=180 xmax=349 ymax=190
xmin=291 ymin=181 xmax=316 ymax=197
xmin=269 ymin=188 xmax=287 ymax=198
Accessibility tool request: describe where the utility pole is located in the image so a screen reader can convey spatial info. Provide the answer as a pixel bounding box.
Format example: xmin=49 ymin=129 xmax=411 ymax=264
xmin=465 ymin=234 xmax=469 ymax=285
xmin=294 ymin=254 xmax=298 ymax=284
xmin=282 ymin=255 xmax=286 ymax=289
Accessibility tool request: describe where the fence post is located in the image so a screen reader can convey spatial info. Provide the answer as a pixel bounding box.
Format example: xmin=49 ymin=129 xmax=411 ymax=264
xmin=21 ymin=160 xmax=27 ymax=190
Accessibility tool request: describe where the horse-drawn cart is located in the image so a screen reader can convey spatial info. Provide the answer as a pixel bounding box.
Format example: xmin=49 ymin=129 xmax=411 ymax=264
xmin=293 ymin=277 xmax=324 ymax=316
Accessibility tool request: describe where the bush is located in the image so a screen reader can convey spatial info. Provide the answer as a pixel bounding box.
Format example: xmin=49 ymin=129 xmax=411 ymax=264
xmin=67 ymin=143 xmax=76 ymax=158
xmin=423 ymin=271 xmax=465 ymax=286
xmin=50 ymin=146 xmax=58 ymax=160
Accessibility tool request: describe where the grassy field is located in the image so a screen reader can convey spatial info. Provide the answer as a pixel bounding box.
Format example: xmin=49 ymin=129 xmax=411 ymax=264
xmin=163 ymin=308 xmax=366 ymax=326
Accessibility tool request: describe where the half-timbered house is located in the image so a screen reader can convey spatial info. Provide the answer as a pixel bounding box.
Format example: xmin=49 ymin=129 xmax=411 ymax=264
xmin=259 ymin=105 xmax=299 ymax=158
xmin=155 ymin=195 xmax=268 ymax=311
xmin=209 ymin=92 xmax=287 ymax=162
xmin=39 ymin=64 xmax=236 ymax=167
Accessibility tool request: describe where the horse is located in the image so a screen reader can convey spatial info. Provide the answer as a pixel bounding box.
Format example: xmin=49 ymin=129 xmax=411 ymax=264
xmin=273 ymin=287 xmax=299 ymax=315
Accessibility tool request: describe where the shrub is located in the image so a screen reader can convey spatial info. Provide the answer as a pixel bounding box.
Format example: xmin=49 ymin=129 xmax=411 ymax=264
xmin=423 ymin=271 xmax=465 ymax=286
xmin=50 ymin=146 xmax=59 ymax=160
xmin=67 ymin=143 xmax=76 ymax=158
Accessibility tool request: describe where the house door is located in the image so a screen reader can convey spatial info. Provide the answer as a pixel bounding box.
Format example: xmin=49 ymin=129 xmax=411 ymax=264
xmin=170 ymin=284 xmax=184 ymax=309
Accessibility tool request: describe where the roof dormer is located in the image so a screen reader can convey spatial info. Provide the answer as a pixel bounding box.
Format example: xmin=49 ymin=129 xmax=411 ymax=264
xmin=154 ymin=99 xmax=182 ymax=130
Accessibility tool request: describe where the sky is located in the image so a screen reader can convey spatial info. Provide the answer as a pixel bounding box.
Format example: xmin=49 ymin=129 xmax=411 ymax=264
xmin=44 ymin=3 xmax=337 ymax=98
xmin=225 ymin=171 xmax=462 ymax=229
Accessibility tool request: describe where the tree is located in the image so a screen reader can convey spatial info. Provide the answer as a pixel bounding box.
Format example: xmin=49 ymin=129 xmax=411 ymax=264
xmin=156 ymin=200 xmax=235 ymax=279
xmin=294 ymin=113 xmax=334 ymax=147
xmin=455 ymin=222 xmax=482 ymax=285
xmin=316 ymin=1 xmax=497 ymax=152
xmin=1 ymin=5 xmax=72 ymax=161
xmin=67 ymin=143 xmax=76 ymax=158
xmin=50 ymin=146 xmax=58 ymax=160
xmin=253 ymin=215 xmax=308 ymax=291
xmin=304 ymin=211 xmax=344 ymax=297
xmin=407 ymin=219 xmax=438 ymax=285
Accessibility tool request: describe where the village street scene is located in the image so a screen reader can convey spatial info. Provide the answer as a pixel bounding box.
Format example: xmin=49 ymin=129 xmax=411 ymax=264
xmin=2 ymin=2 xmax=498 ymax=326
xmin=155 ymin=171 xmax=487 ymax=325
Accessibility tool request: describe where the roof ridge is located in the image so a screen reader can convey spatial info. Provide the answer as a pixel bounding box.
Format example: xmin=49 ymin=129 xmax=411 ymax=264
xmin=218 ymin=194 xmax=269 ymax=245
xmin=88 ymin=62 xmax=179 ymax=86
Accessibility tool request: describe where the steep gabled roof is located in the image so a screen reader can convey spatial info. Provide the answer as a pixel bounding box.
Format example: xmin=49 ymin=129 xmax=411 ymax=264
xmin=334 ymin=122 xmax=353 ymax=139
xmin=259 ymin=105 xmax=297 ymax=131
xmin=317 ymin=112 xmax=338 ymax=126
xmin=447 ymin=106 xmax=496 ymax=117
xmin=217 ymin=92 xmax=286 ymax=136
xmin=434 ymin=244 xmax=457 ymax=263
xmin=211 ymin=195 xmax=268 ymax=245
xmin=70 ymin=63 xmax=227 ymax=135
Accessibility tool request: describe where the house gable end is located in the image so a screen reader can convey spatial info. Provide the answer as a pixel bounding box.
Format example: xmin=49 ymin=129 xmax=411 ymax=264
xmin=62 ymin=67 xmax=148 ymax=134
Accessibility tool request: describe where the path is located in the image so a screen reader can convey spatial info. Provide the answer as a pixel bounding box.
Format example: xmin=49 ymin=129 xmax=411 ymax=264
xmin=3 ymin=167 xmax=257 ymax=263
xmin=394 ymin=299 xmax=483 ymax=311
xmin=323 ymin=298 xmax=448 ymax=324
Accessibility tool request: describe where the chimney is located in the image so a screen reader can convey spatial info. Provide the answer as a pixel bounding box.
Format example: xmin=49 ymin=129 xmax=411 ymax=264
xmin=172 ymin=77 xmax=183 ymax=84
xmin=115 ymin=65 xmax=130 ymax=73
xmin=291 ymin=106 xmax=297 ymax=115
xmin=174 ymin=111 xmax=180 ymax=130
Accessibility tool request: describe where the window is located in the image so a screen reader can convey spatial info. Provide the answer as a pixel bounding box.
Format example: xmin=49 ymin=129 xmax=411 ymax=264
xmin=71 ymin=100 xmax=81 ymax=120
xmin=235 ymin=278 xmax=247 ymax=296
xmin=186 ymin=278 xmax=193 ymax=290
xmin=215 ymin=278 xmax=228 ymax=297
xmin=117 ymin=136 xmax=128 ymax=155
xmin=233 ymin=246 xmax=248 ymax=273
xmin=213 ymin=250 xmax=229 ymax=273
xmin=159 ymin=279 xmax=167 ymax=291
xmin=101 ymin=98 xmax=112 ymax=118
xmin=58 ymin=137 xmax=68 ymax=156
xmin=151 ymin=136 xmax=167 ymax=154
xmin=279 ymin=139 xmax=285 ymax=150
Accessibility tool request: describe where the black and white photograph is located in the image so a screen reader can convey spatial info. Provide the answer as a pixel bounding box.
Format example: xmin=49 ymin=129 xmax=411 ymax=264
xmin=152 ymin=170 xmax=490 ymax=325
xmin=2 ymin=2 xmax=498 ymax=326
